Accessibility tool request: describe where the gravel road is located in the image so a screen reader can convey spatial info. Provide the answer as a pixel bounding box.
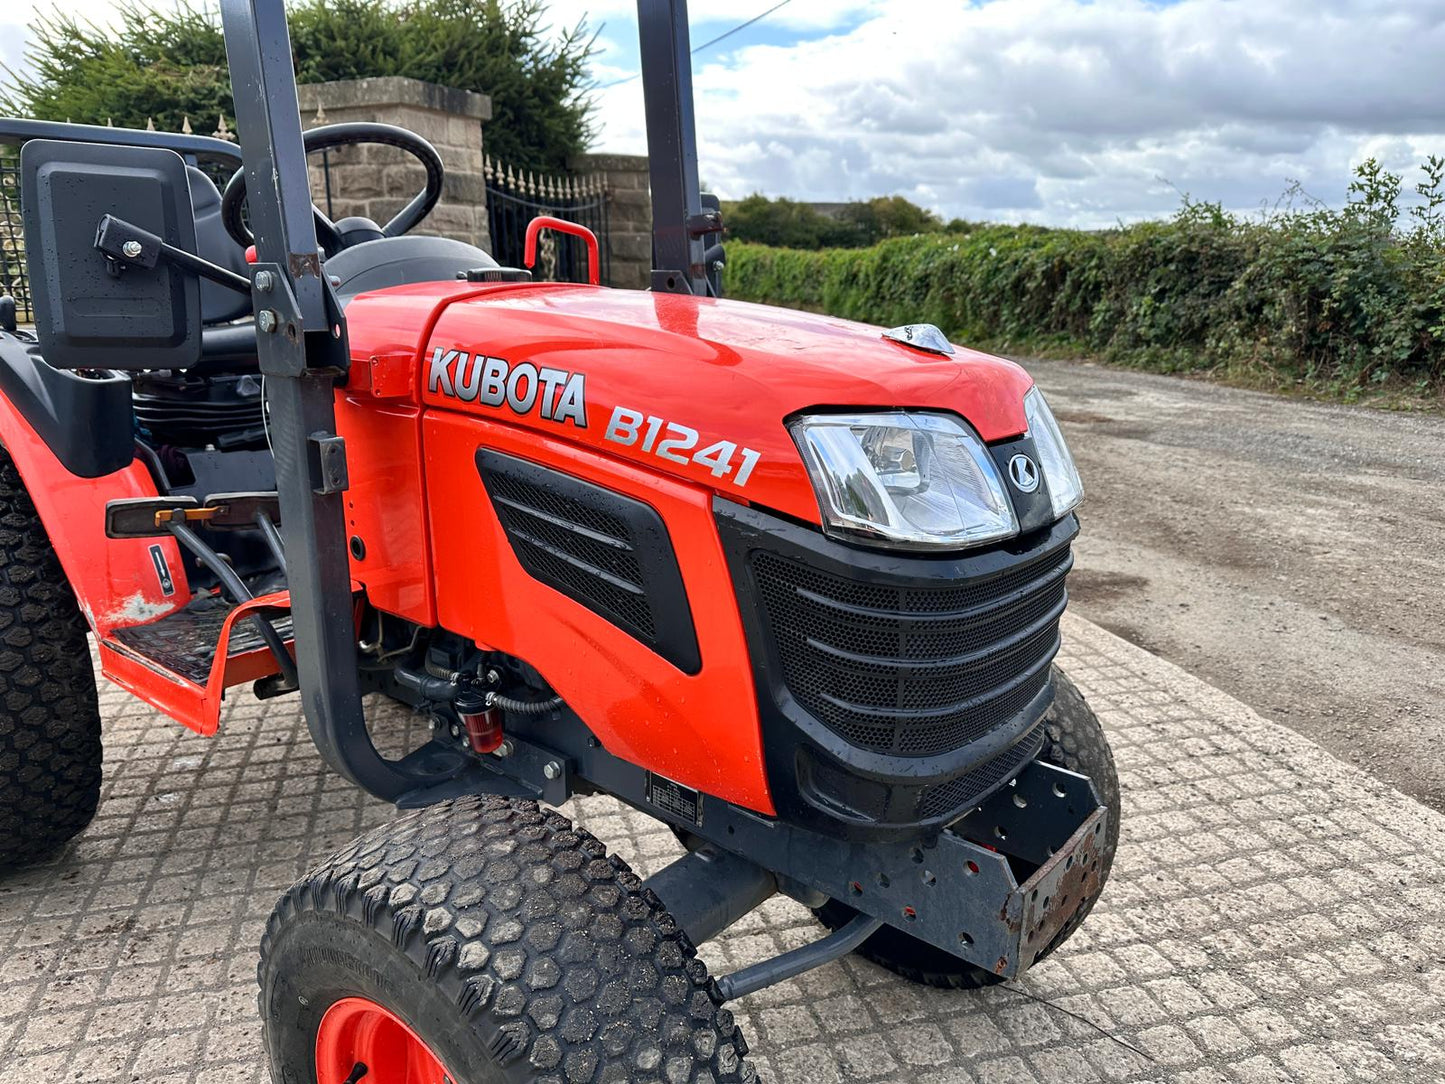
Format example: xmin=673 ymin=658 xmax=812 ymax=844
xmin=1023 ymin=358 xmax=1445 ymax=811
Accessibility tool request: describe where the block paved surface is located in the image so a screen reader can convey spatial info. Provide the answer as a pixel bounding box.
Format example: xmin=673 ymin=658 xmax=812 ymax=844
xmin=1 ymin=613 xmax=1443 ymax=1084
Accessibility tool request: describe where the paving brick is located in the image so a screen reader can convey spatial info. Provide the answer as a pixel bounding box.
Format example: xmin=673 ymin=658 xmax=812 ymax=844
xmin=2 ymin=617 xmax=1444 ymax=1082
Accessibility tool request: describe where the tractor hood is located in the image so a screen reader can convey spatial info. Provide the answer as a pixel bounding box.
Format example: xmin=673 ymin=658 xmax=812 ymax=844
xmin=352 ymin=282 xmax=1036 ymax=528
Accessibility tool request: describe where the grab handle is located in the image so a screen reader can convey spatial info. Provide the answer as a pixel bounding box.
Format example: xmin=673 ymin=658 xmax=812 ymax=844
xmin=524 ymin=215 xmax=601 ymax=286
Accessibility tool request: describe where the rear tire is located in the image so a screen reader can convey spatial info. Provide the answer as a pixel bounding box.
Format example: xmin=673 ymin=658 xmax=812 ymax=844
xmin=814 ymin=666 xmax=1120 ymax=989
xmin=260 ymin=796 xmax=757 ymax=1084
xmin=0 ymin=450 xmax=102 ymax=871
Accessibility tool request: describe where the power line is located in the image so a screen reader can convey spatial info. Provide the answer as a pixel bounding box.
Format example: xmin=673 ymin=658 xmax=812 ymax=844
xmin=691 ymin=0 xmax=795 ymax=53
xmin=598 ymin=0 xmax=796 ymax=89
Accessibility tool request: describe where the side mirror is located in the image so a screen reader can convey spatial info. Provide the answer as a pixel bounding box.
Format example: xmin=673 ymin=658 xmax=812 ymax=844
xmin=21 ymin=139 xmax=201 ymax=370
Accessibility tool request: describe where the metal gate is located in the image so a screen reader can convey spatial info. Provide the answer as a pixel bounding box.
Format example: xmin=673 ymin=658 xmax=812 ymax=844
xmin=0 ymin=155 xmax=30 ymax=323
xmin=484 ymin=157 xmax=610 ymax=285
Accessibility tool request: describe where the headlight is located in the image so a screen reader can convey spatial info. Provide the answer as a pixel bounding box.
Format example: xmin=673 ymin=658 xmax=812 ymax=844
xmin=1023 ymin=387 xmax=1084 ymax=517
xmin=789 ymin=412 xmax=1018 ymax=550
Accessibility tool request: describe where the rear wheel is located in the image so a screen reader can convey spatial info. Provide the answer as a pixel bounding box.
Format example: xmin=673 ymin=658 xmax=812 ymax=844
xmin=0 ymin=450 xmax=102 ymax=871
xmin=261 ymin=795 xmax=757 ymax=1084
xmin=814 ymin=666 xmax=1120 ymax=989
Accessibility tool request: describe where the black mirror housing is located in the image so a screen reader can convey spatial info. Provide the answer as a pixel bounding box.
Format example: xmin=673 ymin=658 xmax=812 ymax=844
xmin=21 ymin=139 xmax=201 ymax=370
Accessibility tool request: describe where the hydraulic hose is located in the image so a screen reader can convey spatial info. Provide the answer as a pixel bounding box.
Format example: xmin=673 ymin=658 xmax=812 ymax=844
xmin=487 ymin=692 xmax=564 ymax=716
xmin=393 ymin=665 xmax=460 ymax=702
xmin=403 ymin=661 xmax=562 ymax=714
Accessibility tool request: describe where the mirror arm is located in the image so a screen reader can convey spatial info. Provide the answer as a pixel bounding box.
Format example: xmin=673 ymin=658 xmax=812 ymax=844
xmin=95 ymin=214 xmax=253 ymax=295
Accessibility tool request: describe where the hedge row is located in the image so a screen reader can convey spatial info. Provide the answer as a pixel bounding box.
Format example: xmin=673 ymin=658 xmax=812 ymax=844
xmin=724 ymin=160 xmax=1445 ymax=396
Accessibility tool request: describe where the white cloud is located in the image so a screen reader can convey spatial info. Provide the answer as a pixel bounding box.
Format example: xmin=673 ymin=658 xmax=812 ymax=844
xmin=1 ymin=0 xmax=126 ymax=78
xmin=587 ymin=0 xmax=1445 ymax=226
xmin=6 ymin=0 xmax=1445 ymax=227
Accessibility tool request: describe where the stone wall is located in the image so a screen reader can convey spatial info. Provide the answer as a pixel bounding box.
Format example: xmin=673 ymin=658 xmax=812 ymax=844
xmin=296 ymin=77 xmax=491 ymax=250
xmin=569 ymin=153 xmax=652 ymax=291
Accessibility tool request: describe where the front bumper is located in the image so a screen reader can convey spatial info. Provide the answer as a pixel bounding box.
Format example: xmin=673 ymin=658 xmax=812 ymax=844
xmin=716 ymin=497 xmax=1077 ymax=839
xmin=833 ymin=757 xmax=1109 ymax=978
xmin=637 ymin=754 xmax=1109 ymax=980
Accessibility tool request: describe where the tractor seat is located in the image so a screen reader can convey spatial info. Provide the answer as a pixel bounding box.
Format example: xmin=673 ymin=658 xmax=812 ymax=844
xmin=188 ymin=166 xmax=254 ymax=327
xmin=188 ymin=165 xmax=265 ymax=374
xmin=186 ymin=162 xmax=503 ymax=316
xmin=191 ymin=232 xmax=502 ymax=372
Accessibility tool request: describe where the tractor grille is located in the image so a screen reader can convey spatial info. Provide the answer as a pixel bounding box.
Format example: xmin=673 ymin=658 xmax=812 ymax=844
xmin=486 ymin=467 xmax=654 ymax=638
xmin=752 ymin=543 xmax=1070 ymax=758
xmin=918 ymin=725 xmax=1044 ymax=821
xmin=477 ymin=449 xmax=701 ymax=673
xmin=488 ymin=468 xmax=653 ymax=635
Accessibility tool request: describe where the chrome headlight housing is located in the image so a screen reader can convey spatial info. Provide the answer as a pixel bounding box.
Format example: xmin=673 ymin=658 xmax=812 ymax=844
xmin=789 ymin=412 xmax=1018 ymax=550
xmin=1023 ymin=387 xmax=1084 ymax=517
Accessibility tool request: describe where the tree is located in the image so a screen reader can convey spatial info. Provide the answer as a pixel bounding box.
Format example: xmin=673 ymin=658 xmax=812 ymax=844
xmin=721 ymin=193 xmax=948 ymax=248
xmin=0 ymin=0 xmax=596 ymax=171
xmin=724 ymin=194 xmax=847 ymax=249
xmin=840 ymin=196 xmax=943 ymax=245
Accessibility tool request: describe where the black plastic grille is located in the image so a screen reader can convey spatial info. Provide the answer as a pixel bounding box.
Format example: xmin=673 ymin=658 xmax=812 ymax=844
xmin=753 ymin=543 xmax=1070 ymax=757
xmin=485 ymin=469 xmax=654 ymax=638
xmin=918 ymin=726 xmax=1045 ymax=821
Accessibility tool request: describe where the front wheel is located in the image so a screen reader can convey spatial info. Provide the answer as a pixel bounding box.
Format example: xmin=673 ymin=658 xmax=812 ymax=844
xmin=815 ymin=666 xmax=1121 ymax=989
xmin=260 ymin=796 xmax=757 ymax=1084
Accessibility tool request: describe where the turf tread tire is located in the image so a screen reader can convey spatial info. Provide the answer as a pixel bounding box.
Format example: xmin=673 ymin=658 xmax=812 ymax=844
xmin=259 ymin=795 xmax=757 ymax=1084
xmin=815 ymin=666 xmax=1120 ymax=990
xmin=0 ymin=449 xmax=101 ymax=870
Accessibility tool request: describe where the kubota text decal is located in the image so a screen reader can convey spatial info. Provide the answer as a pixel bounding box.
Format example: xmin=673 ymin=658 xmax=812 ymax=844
xmin=428 ymin=348 xmax=587 ymax=428
xmin=428 ymin=349 xmax=763 ymax=485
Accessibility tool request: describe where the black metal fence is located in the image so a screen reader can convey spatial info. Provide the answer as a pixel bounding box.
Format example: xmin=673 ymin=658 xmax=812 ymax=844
xmin=0 ymin=154 xmax=30 ymax=323
xmin=484 ymin=157 xmax=610 ymax=286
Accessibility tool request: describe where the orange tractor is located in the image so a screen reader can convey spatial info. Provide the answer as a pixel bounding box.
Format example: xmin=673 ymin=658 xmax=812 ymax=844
xmin=0 ymin=1 xmax=1118 ymax=1080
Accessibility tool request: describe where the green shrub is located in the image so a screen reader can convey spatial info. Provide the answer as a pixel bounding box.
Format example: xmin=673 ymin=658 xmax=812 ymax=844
xmin=726 ymin=160 xmax=1445 ymax=397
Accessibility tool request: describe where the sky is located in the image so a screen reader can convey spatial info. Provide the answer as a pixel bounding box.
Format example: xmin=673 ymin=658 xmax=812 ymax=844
xmin=5 ymin=0 xmax=1445 ymax=227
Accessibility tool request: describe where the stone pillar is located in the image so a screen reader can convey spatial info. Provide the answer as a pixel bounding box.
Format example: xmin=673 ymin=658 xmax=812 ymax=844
xmin=569 ymin=153 xmax=651 ymax=291
xmin=296 ymin=77 xmax=491 ymax=250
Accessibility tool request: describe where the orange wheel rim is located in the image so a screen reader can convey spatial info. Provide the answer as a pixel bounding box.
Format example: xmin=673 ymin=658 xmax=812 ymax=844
xmin=315 ymin=996 xmax=453 ymax=1084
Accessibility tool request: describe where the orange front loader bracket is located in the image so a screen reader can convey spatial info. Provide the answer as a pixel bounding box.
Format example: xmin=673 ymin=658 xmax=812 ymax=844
xmin=524 ymin=215 xmax=601 ymax=285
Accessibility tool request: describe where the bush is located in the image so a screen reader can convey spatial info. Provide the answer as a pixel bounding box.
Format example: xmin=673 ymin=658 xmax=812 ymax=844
xmin=722 ymin=193 xmax=946 ymax=248
xmin=725 ymin=160 xmax=1445 ymax=397
xmin=0 ymin=0 xmax=596 ymax=171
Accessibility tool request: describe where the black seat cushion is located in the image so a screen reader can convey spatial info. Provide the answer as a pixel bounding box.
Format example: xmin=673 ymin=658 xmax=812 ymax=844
xmin=188 ymin=166 xmax=253 ymax=326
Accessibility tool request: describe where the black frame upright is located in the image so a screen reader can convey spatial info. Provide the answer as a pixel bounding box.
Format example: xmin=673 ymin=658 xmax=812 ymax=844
xmin=637 ymin=0 xmax=716 ymax=296
xmin=213 ymin=0 xmax=718 ymax=798
xmin=219 ymin=0 xmax=422 ymax=799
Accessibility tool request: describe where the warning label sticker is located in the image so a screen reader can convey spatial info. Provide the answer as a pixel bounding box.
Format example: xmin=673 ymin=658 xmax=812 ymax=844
xmin=645 ymin=771 xmax=702 ymax=827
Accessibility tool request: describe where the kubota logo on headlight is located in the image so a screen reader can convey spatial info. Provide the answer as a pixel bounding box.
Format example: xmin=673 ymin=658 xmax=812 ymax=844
xmin=1008 ymin=454 xmax=1040 ymax=493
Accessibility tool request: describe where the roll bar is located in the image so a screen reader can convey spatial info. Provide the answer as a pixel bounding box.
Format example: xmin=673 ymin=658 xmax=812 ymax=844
xmin=211 ymin=0 xmax=714 ymax=800
xmin=637 ymin=0 xmax=716 ymax=296
xmin=0 ymin=0 xmax=712 ymax=797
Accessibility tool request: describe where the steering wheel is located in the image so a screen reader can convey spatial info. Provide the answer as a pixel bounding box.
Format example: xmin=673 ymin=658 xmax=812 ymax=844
xmin=221 ymin=122 xmax=446 ymax=256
